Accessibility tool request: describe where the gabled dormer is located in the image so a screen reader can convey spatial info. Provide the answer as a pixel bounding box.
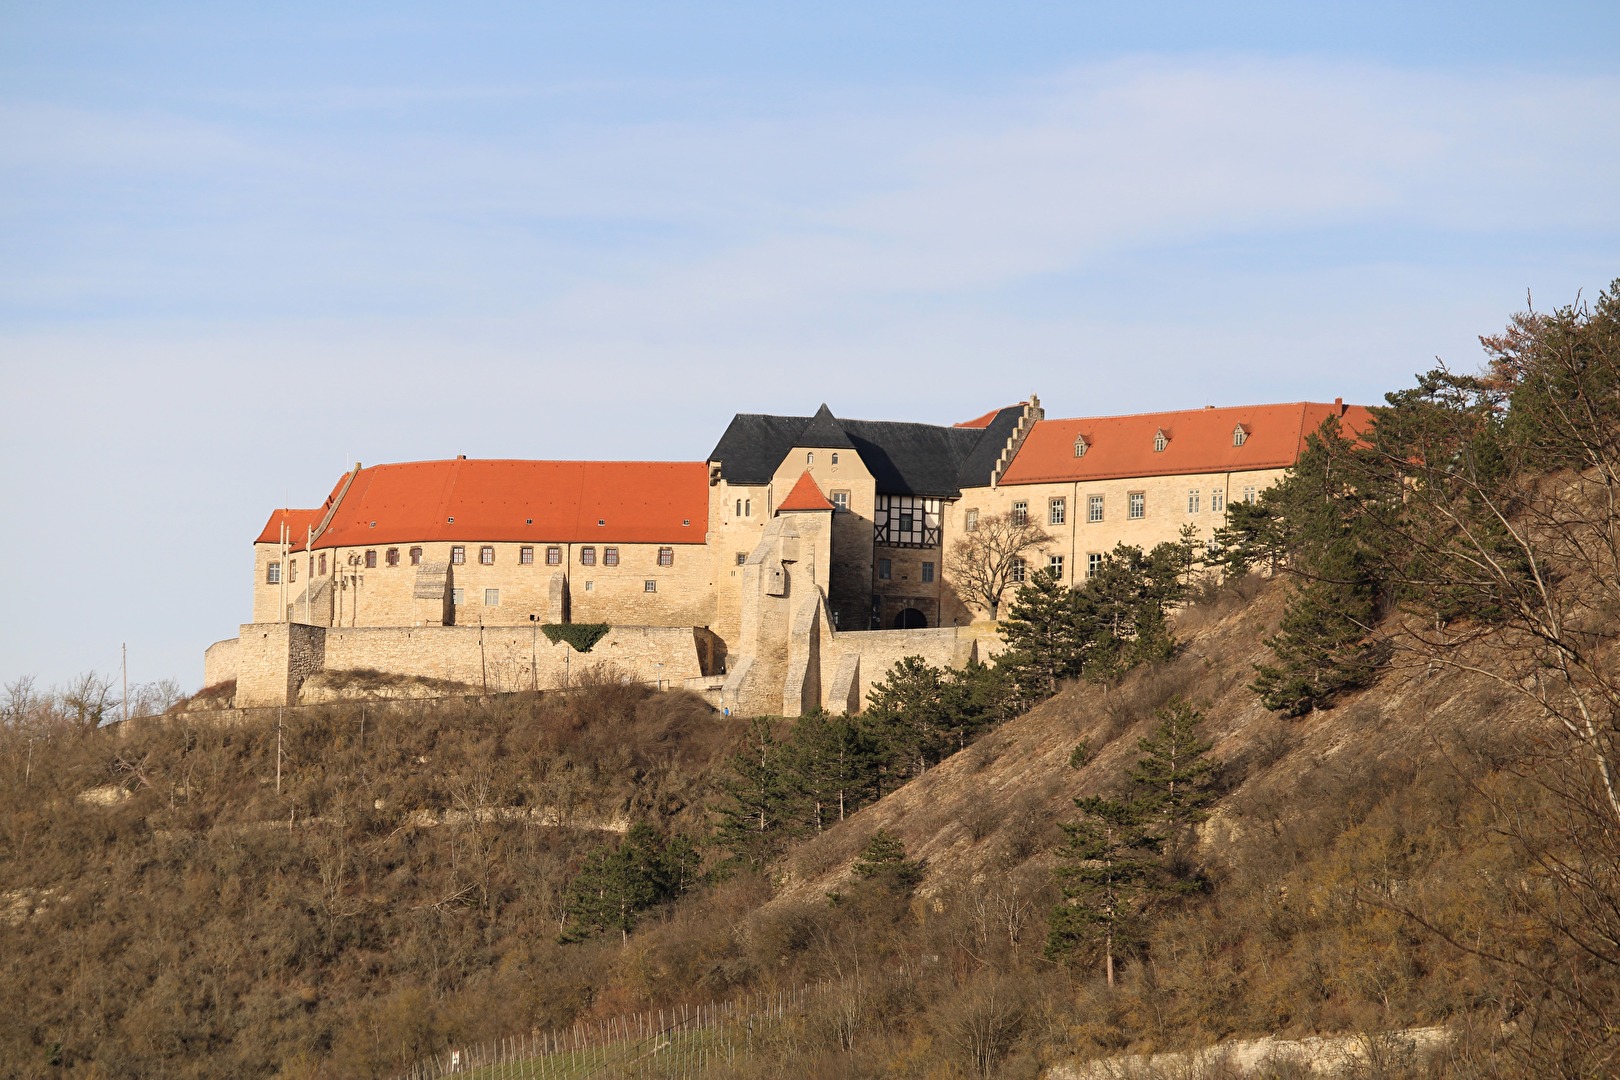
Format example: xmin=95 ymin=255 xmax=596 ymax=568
xmin=1153 ymin=428 xmax=1169 ymax=453
xmin=1232 ymin=423 xmax=1249 ymax=447
xmin=1073 ymin=433 xmax=1088 ymax=458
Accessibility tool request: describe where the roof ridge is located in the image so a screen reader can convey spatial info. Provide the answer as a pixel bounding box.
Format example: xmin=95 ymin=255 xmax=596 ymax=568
xmin=1042 ymin=402 xmax=1318 ymax=425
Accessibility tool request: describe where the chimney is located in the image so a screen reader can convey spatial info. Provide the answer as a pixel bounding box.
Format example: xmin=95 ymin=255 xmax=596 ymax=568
xmin=1334 ymin=396 xmax=1345 ymax=415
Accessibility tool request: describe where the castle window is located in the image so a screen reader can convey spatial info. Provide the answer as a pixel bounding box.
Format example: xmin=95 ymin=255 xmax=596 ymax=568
xmin=580 ymin=546 xmax=596 ymax=566
xmin=1011 ymin=501 xmax=1028 ymax=526
xmin=832 ymin=490 xmax=850 ymax=512
xmin=877 ymin=558 xmax=892 ymax=580
xmin=365 ymin=550 xmax=377 ymax=568
xmin=288 ymin=561 xmax=297 ymax=583
xmin=319 ymin=553 xmax=328 ymax=575
xmin=806 ymin=452 xmax=813 ymax=465
xmin=745 ymin=499 xmax=752 ymax=517
xmin=658 ymin=547 xmax=674 ymax=567
xmin=1087 ymin=552 xmax=1103 ymax=578
xmin=604 ymin=547 xmax=619 ymax=566
xmin=831 ymin=453 xmax=839 ymax=466
xmin=965 ymin=509 xmax=979 ymax=532
xmin=1187 ymin=490 xmax=1200 ymax=514
xmin=452 ymin=588 xmax=464 ymax=606
xmin=1154 ymin=429 xmax=1168 ymax=453
xmin=1128 ymin=492 xmax=1145 ymax=519
xmin=1212 ymin=491 xmax=1225 ymax=513
xmin=484 ymin=589 xmax=500 ymax=606
xmin=520 ymin=546 xmax=534 ymax=565
xmin=736 ymin=551 xmax=747 ymax=566
xmin=1233 ymin=425 xmax=1248 ymax=447
xmin=1010 ymin=557 xmax=1026 ymax=584
xmin=386 ymin=548 xmax=399 ymax=567
xmin=922 ymin=561 xmax=935 ymax=583
xmin=644 ymin=579 xmax=657 ymax=593
xmin=874 ymin=494 xmax=942 ymax=547
xmin=546 ymin=546 xmax=561 ymax=565
xmin=408 ymin=547 xmax=421 ymax=566
xmin=1088 ymin=495 xmax=1104 ymax=523
xmin=1074 ymin=435 xmax=1088 ymax=457
xmin=736 ymin=499 xmax=742 ymax=517
xmin=1049 ymin=497 xmax=1066 ymax=526
xmin=583 ymin=581 xmax=593 ymax=591
xmin=267 ymin=561 xmax=281 ymax=584
xmin=480 ymin=545 xmax=495 ymax=565
xmin=1243 ymin=486 xmax=1257 ymax=504
xmin=451 ymin=546 xmax=465 ymax=565
xmin=1049 ymin=554 xmax=1064 ymax=578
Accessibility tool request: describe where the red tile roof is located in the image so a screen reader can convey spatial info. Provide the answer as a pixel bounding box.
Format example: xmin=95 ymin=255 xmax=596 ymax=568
xmin=777 ymin=471 xmax=834 ymax=512
xmin=998 ymin=402 xmax=1374 ymax=486
xmin=954 ymin=404 xmax=1021 ymax=429
xmin=257 ymin=459 xmax=709 ymax=548
xmin=254 ymin=507 xmax=328 ymax=548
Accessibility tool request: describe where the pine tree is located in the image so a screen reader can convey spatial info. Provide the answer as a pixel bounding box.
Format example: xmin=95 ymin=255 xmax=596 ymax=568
xmin=559 ymin=824 xmax=694 ymax=944
xmin=1044 ymin=796 xmax=1162 ymax=986
xmin=1129 ymin=698 xmax=1216 ymax=867
xmin=783 ymin=710 xmax=876 ymax=832
xmin=997 ymin=568 xmax=1091 ymax=703
xmin=851 ymin=829 xmax=924 ymax=894
xmin=861 ymin=657 xmax=954 ymax=784
xmin=711 ymin=717 xmax=795 ymax=872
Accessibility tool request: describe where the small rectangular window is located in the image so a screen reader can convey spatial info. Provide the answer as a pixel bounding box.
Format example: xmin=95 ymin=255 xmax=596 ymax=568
xmin=1010 ymin=557 xmax=1025 ymax=584
xmin=386 ymin=548 xmax=399 ymax=567
xmin=1088 ymin=495 xmax=1104 ymax=523
xmin=644 ymin=579 xmax=657 ymax=593
xmin=546 ymin=546 xmax=561 ymax=565
xmin=877 ymin=558 xmax=892 ymax=580
xmin=365 ymin=549 xmax=377 ymax=568
xmin=1128 ymin=492 xmax=1145 ymax=519
xmin=735 ymin=551 xmax=747 ymax=566
xmin=452 ymin=587 xmax=465 ymax=605
xmin=1211 ymin=491 xmax=1225 ymax=513
xmin=832 ymin=490 xmax=850 ymax=512
xmin=319 ymin=553 xmax=328 ymax=575
xmin=480 ymin=545 xmax=495 ymax=565
xmin=658 ymin=547 xmax=674 ymax=567
xmin=583 ymin=581 xmax=593 ymax=591
xmin=1087 ymin=552 xmax=1103 ymax=578
xmin=1049 ymin=554 xmax=1064 ymax=578
xmin=266 ymin=561 xmax=281 ymax=585
xmin=604 ymin=547 xmax=619 ymax=566
xmin=451 ymin=545 xmax=466 ymax=565
xmin=408 ymin=547 xmax=421 ymax=566
xmin=484 ymin=588 xmax=499 ymax=606
xmin=580 ymin=546 xmax=596 ymax=566
xmin=1011 ymin=501 xmax=1028 ymax=526
xmin=1049 ymin=498 xmax=1066 ymax=525
xmin=1187 ymin=490 xmax=1201 ymax=514
xmin=1244 ymin=486 xmax=1257 ymax=504
xmin=520 ymin=546 xmax=534 ymax=565
xmin=965 ymin=509 xmax=979 ymax=532
xmin=288 ymin=561 xmax=298 ymax=583
xmin=921 ymin=561 xmax=935 ymax=583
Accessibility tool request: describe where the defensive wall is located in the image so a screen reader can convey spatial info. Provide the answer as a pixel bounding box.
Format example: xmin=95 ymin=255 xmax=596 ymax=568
xmin=211 ymin=622 xmax=721 ymax=708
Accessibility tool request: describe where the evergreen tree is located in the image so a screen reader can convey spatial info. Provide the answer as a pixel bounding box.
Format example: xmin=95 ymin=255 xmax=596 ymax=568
xmin=711 ymin=717 xmax=795 ymax=872
xmin=1044 ymin=796 xmax=1162 ymax=986
xmin=1129 ymin=699 xmax=1216 ymax=867
xmin=997 ymin=568 xmax=1092 ymax=703
xmin=861 ymin=656 xmax=954 ymax=784
xmin=559 ymin=824 xmax=696 ymax=944
xmin=783 ymin=709 xmax=876 ymax=832
xmin=851 ymin=829 xmax=925 ymax=894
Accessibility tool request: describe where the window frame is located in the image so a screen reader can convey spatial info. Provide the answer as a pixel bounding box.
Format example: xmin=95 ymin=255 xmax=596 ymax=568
xmin=266 ymin=561 xmax=281 ymax=585
xmin=580 ymin=546 xmax=596 ymax=567
xmin=658 ymin=546 xmax=674 ymax=567
xmin=386 ymin=547 xmax=399 ymax=567
xmin=520 ymin=545 xmax=534 ymax=565
xmin=450 ymin=545 xmax=466 ymax=565
xmin=479 ymin=545 xmax=495 ymax=565
xmin=408 ymin=547 xmax=422 ymax=566
xmin=1088 ymin=494 xmax=1104 ymax=523
xmin=603 ymin=546 xmax=620 ymax=567
xmin=644 ymin=579 xmax=657 ymax=593
xmin=921 ymin=561 xmax=935 ymax=583
xmin=1187 ymin=490 xmax=1200 ymax=514
xmin=546 ymin=545 xmax=561 ymax=565
xmin=1128 ymin=492 xmax=1146 ymax=519
xmin=1011 ymin=500 xmax=1028 ymax=526
xmin=1048 ymin=554 xmax=1064 ymax=578
xmin=877 ymin=558 xmax=892 ymax=581
xmin=484 ymin=588 xmax=500 ymax=606
xmin=1049 ymin=497 xmax=1066 ymax=525
xmin=365 ymin=549 xmax=377 ymax=569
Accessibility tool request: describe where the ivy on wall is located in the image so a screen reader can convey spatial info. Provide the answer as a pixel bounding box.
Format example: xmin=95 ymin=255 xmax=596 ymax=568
xmin=541 ymin=623 xmax=610 ymax=653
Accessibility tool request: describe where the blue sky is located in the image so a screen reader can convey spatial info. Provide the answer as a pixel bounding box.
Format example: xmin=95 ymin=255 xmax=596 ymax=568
xmin=2 ymin=1 xmax=1617 ymax=691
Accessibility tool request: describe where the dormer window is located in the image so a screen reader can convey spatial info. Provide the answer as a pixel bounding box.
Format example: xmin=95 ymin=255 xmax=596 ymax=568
xmin=1233 ymin=424 xmax=1248 ymax=447
xmin=1153 ymin=429 xmax=1168 ymax=453
xmin=1073 ymin=435 xmax=1088 ymax=458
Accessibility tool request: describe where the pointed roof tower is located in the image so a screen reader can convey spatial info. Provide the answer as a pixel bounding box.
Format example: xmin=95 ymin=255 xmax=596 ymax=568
xmin=796 ymin=404 xmax=856 ymax=449
xmin=777 ymin=471 xmax=835 ymax=512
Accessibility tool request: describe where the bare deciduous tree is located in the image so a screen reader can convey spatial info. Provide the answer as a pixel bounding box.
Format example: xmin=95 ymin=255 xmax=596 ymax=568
xmin=945 ymin=511 xmax=1052 ymax=620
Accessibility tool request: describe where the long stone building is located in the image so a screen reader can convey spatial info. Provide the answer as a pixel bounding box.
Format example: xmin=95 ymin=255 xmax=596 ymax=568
xmin=208 ymin=396 xmax=1370 ymax=714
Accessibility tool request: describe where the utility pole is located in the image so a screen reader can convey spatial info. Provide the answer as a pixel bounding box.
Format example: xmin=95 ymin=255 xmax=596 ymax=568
xmin=121 ymin=643 xmax=128 ymax=723
xmin=276 ymin=706 xmax=283 ymax=795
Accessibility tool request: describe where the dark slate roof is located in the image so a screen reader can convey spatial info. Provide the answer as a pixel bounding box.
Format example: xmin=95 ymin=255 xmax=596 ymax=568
xmin=708 ymin=404 xmax=1026 ymax=497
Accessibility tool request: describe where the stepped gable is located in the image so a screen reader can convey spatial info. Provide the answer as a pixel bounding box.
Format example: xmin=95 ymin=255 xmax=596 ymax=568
xmin=708 ymin=402 xmax=1024 ymax=496
xmin=277 ymin=458 xmax=708 ymax=548
xmin=776 ymin=471 xmax=835 ymax=512
xmin=998 ymin=400 xmax=1375 ymax=485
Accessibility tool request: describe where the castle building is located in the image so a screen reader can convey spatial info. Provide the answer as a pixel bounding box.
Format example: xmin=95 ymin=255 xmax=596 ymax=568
xmin=212 ymin=396 xmax=1370 ymax=714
